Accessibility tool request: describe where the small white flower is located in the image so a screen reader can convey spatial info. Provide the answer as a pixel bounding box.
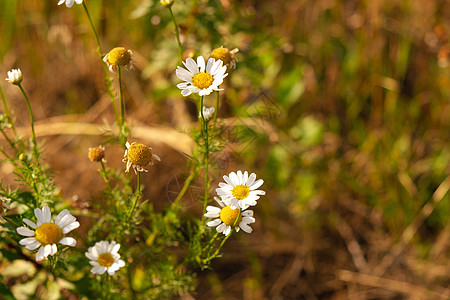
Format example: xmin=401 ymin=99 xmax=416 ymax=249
xmin=16 ymin=206 xmax=79 ymax=262
xmin=204 ymin=197 xmax=255 ymax=236
xmin=216 ymin=170 xmax=265 ymax=210
xmin=5 ymin=69 xmax=23 ymax=85
xmin=176 ymin=56 xmax=228 ymax=97
xmin=199 ymin=106 xmax=215 ymax=121
xmin=85 ymin=240 xmax=125 ymax=276
xmin=57 ymin=0 xmax=83 ymax=8
xmin=123 ymin=141 xmax=161 ymax=174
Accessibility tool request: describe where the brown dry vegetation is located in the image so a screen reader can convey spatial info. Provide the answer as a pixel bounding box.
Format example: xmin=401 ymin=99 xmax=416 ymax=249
xmin=1 ymin=0 xmax=450 ymax=299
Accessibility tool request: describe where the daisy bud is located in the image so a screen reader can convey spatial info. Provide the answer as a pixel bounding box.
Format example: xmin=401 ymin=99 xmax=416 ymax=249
xmin=5 ymin=69 xmax=23 ymax=85
xmin=160 ymin=0 xmax=174 ymax=7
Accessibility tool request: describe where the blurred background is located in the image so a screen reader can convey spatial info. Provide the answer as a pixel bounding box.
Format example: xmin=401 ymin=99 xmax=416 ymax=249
xmin=1 ymin=0 xmax=450 ymax=299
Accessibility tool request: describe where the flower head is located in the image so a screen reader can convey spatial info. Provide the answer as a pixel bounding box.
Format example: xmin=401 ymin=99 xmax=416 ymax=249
xmin=122 ymin=141 xmax=161 ymax=174
xmin=85 ymin=240 xmax=125 ymax=276
xmin=216 ymin=170 xmax=265 ymax=210
xmin=16 ymin=206 xmax=79 ymax=262
xmin=103 ymin=47 xmax=134 ymax=72
xmin=160 ymin=0 xmax=174 ymax=7
xmin=176 ymin=56 xmax=228 ymax=96
xmin=88 ymin=145 xmax=106 ymax=162
xmin=0 ymin=197 xmax=10 ymax=223
xmin=204 ymin=197 xmax=255 ymax=236
xmin=5 ymin=69 xmax=23 ymax=85
xmin=209 ymin=46 xmax=239 ymax=69
xmin=199 ymin=106 xmax=215 ymax=122
xmin=57 ymin=0 xmax=83 ymax=8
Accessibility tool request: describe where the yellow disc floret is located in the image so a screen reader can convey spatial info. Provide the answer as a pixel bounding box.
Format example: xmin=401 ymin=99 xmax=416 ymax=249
xmin=219 ymin=206 xmax=242 ymax=226
xmin=232 ymin=184 xmax=250 ymax=200
xmin=97 ymin=252 xmax=115 ymax=267
xmin=35 ymin=223 xmax=63 ymax=245
xmin=192 ymin=72 xmax=214 ymax=89
xmin=127 ymin=143 xmax=153 ymax=167
xmin=105 ymin=47 xmax=132 ymax=67
xmin=210 ymin=47 xmax=233 ymax=65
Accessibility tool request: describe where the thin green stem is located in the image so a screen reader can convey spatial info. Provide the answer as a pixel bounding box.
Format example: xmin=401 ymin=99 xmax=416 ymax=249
xmin=18 ymin=84 xmax=39 ymax=165
xmin=168 ymin=6 xmax=183 ymax=63
xmin=213 ymin=91 xmax=220 ymax=128
xmin=117 ymin=67 xmax=125 ymax=127
xmin=100 ymin=160 xmax=112 ymax=189
xmin=170 ymin=169 xmax=197 ymax=208
xmin=205 ymin=231 xmax=219 ymax=253
xmin=200 ymin=96 xmax=210 ymax=213
xmin=0 ymin=128 xmax=17 ymax=153
xmin=82 ymin=2 xmax=120 ymax=126
xmin=82 ymin=2 xmax=102 ymax=57
xmin=210 ymin=209 xmax=241 ymax=258
xmin=0 ymin=84 xmax=17 ymax=136
xmin=127 ymin=172 xmax=141 ymax=221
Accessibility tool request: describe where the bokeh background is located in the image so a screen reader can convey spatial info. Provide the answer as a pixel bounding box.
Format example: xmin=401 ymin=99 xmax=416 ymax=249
xmin=1 ymin=0 xmax=450 ymax=299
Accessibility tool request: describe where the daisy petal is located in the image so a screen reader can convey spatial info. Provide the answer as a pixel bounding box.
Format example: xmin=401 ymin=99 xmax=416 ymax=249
xmin=60 ymin=237 xmax=76 ymax=247
xmin=197 ymin=56 xmax=206 ymax=72
xmin=62 ymin=221 xmax=80 ymax=234
xmin=17 ymin=227 xmax=35 ymax=237
xmin=23 ymin=219 xmax=37 ymax=229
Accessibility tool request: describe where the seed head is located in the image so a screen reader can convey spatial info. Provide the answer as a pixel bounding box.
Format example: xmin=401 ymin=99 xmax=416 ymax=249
xmin=103 ymin=47 xmax=134 ymax=72
xmin=209 ymin=46 xmax=239 ymax=68
xmin=88 ymin=145 xmax=106 ymax=162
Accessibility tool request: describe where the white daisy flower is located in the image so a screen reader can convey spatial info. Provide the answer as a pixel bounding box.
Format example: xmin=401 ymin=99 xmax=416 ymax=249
xmin=5 ymin=69 xmax=23 ymax=85
xmin=204 ymin=197 xmax=255 ymax=236
xmin=57 ymin=0 xmax=83 ymax=8
xmin=16 ymin=206 xmax=80 ymax=262
xmin=176 ymin=56 xmax=228 ymax=97
xmin=199 ymin=106 xmax=215 ymax=121
xmin=122 ymin=141 xmax=161 ymax=174
xmin=85 ymin=240 xmax=125 ymax=276
xmin=216 ymin=170 xmax=265 ymax=210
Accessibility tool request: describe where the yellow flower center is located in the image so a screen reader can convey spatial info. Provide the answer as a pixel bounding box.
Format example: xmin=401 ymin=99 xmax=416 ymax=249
xmin=35 ymin=223 xmax=63 ymax=245
xmin=192 ymin=72 xmax=214 ymax=89
xmin=219 ymin=206 xmax=242 ymax=226
xmin=106 ymin=47 xmax=132 ymax=67
xmin=232 ymin=184 xmax=250 ymax=200
xmin=97 ymin=252 xmax=115 ymax=267
xmin=210 ymin=47 xmax=233 ymax=65
xmin=127 ymin=143 xmax=153 ymax=167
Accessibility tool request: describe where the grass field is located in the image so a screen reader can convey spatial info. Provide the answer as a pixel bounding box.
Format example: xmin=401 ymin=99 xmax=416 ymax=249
xmin=1 ymin=0 xmax=450 ymax=299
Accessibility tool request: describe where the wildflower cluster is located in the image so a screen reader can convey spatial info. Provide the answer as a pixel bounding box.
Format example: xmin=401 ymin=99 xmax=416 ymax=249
xmin=0 ymin=0 xmax=265 ymax=298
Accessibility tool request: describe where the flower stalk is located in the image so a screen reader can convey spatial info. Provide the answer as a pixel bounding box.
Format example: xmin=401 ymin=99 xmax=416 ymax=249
xmin=167 ymin=6 xmax=183 ymax=63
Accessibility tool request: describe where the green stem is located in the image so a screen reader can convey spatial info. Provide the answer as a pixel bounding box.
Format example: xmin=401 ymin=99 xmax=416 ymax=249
xmin=0 ymin=84 xmax=17 ymax=136
xmin=170 ymin=169 xmax=197 ymax=208
xmin=82 ymin=2 xmax=120 ymax=126
xmin=127 ymin=171 xmax=141 ymax=221
xmin=210 ymin=209 xmax=241 ymax=257
xmin=100 ymin=160 xmax=112 ymax=188
xmin=213 ymin=91 xmax=219 ymax=128
xmin=168 ymin=6 xmax=183 ymax=63
xmin=18 ymin=84 xmax=39 ymax=165
xmin=82 ymin=2 xmax=102 ymax=56
xmin=0 ymin=128 xmax=17 ymax=153
xmin=117 ymin=67 xmax=125 ymax=127
xmin=200 ymin=96 xmax=210 ymax=213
